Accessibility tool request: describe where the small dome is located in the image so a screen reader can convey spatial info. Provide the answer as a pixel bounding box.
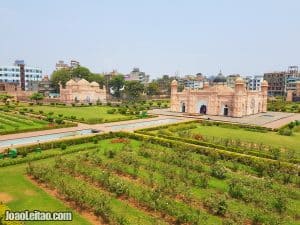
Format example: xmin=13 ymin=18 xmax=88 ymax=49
xmin=262 ymin=80 xmax=268 ymax=86
xmin=235 ymin=77 xmax=244 ymax=84
xmin=66 ymin=79 xmax=76 ymax=86
xmin=171 ymin=80 xmax=178 ymax=86
xmin=77 ymin=79 xmax=90 ymax=86
xmin=213 ymin=72 xmax=226 ymax=83
xmin=90 ymin=81 xmax=100 ymax=87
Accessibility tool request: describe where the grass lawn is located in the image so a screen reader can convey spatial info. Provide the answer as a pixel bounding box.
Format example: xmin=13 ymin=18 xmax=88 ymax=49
xmin=0 ymin=163 xmax=91 ymax=225
xmin=191 ymin=125 xmax=300 ymax=151
xmin=19 ymin=105 xmax=139 ymax=124
xmin=0 ymin=112 xmax=50 ymax=135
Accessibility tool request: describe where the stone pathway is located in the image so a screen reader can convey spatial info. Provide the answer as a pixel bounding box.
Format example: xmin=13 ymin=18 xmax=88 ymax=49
xmin=0 ymin=116 xmax=190 ymax=152
xmin=148 ymin=108 xmax=299 ymax=128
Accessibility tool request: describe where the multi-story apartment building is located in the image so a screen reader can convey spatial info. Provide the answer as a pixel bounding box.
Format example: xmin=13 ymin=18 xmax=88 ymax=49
xmin=245 ymin=75 xmax=264 ymax=91
xmin=0 ymin=60 xmax=42 ymax=91
xmin=264 ymin=66 xmax=300 ymax=96
xmin=180 ymin=74 xmax=205 ymax=89
xmin=285 ymin=66 xmax=300 ymax=93
xmin=263 ymin=71 xmax=286 ymax=96
xmin=125 ymin=67 xmax=149 ymax=84
xmin=55 ymin=60 xmax=80 ymax=70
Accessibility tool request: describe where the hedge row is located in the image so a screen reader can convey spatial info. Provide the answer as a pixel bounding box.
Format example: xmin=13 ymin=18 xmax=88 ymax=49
xmin=2 ymin=131 xmax=299 ymax=176
xmin=136 ymin=130 xmax=300 ymax=165
xmin=116 ymin=132 xmax=299 ymax=176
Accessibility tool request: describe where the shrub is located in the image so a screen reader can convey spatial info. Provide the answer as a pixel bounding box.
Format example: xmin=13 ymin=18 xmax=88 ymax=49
xmin=211 ymin=163 xmax=227 ymax=179
xmin=278 ymin=128 xmax=293 ymax=136
xmin=107 ymin=109 xmax=116 ymax=114
xmin=60 ymin=144 xmax=67 ymax=150
xmin=71 ymin=103 xmax=76 ymax=107
xmin=273 ymin=196 xmax=287 ymax=214
xmin=203 ymin=194 xmax=228 ymax=216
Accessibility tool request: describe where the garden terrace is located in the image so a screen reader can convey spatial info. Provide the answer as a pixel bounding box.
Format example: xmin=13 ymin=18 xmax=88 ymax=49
xmin=0 ymin=132 xmax=299 ymax=225
xmin=136 ymin=120 xmax=300 ymax=164
xmin=17 ymin=104 xmax=153 ymax=124
xmin=0 ymin=111 xmax=75 ymax=135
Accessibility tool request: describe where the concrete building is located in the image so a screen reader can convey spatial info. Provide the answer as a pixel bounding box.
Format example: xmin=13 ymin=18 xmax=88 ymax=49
xmin=125 ymin=68 xmax=149 ymax=84
xmin=170 ymin=74 xmax=268 ymax=118
xmin=245 ymin=75 xmax=264 ymax=91
xmin=38 ymin=75 xmax=56 ymax=97
xmin=0 ymin=60 xmax=42 ymax=91
xmin=263 ymin=71 xmax=286 ymax=96
xmin=60 ymin=78 xmax=107 ymax=104
xmin=264 ymin=66 xmax=300 ymax=96
xmin=55 ymin=60 xmax=80 ymax=70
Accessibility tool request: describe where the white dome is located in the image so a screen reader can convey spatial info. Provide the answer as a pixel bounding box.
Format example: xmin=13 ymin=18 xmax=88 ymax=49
xmin=77 ymin=79 xmax=90 ymax=86
xmin=66 ymin=79 xmax=76 ymax=86
xmin=90 ymin=81 xmax=100 ymax=87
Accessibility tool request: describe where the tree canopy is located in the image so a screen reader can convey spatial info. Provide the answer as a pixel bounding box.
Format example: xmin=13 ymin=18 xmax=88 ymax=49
xmin=124 ymin=80 xmax=145 ymax=101
xmin=109 ymin=75 xmax=125 ymax=98
xmin=50 ymin=66 xmax=105 ymax=91
xmin=30 ymin=92 xmax=44 ymax=103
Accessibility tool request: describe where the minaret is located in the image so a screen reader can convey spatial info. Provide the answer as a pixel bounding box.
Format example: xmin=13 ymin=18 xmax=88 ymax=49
xmin=261 ymin=80 xmax=268 ymax=112
xmin=233 ymin=78 xmax=246 ymax=117
xmin=170 ymin=80 xmax=178 ymax=111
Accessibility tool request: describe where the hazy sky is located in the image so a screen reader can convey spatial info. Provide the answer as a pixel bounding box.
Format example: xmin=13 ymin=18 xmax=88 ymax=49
xmin=1 ymin=0 xmax=299 ymax=78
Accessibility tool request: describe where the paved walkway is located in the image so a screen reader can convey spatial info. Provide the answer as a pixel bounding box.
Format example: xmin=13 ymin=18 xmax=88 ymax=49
xmin=0 ymin=116 xmax=189 ymax=152
xmin=148 ymin=108 xmax=299 ymax=128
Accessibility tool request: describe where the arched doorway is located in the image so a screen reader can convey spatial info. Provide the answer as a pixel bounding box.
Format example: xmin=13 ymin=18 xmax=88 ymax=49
xmin=200 ymin=105 xmax=207 ymax=114
xmin=181 ymin=103 xmax=186 ymax=112
xmin=223 ymin=105 xmax=229 ymax=116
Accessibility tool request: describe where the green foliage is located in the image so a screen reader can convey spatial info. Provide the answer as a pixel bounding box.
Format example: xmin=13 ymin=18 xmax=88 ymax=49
xmin=30 ymin=93 xmax=44 ymax=103
xmin=124 ymin=80 xmax=144 ymax=101
xmin=211 ymin=163 xmax=227 ymax=179
xmin=109 ymin=75 xmax=125 ymax=98
xmin=204 ymin=194 xmax=228 ymax=216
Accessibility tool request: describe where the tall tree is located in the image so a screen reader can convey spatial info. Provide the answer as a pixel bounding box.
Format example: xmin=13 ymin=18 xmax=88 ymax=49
xmin=146 ymin=81 xmax=160 ymax=96
xmin=109 ymin=75 xmax=125 ymax=98
xmin=50 ymin=69 xmax=71 ymax=90
xmin=124 ymin=80 xmax=144 ymax=101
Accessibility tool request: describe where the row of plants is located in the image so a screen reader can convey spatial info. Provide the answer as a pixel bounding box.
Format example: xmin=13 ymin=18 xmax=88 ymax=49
xmin=144 ymin=129 xmax=299 ymax=164
xmin=53 ymin=156 xmax=217 ymax=225
xmin=27 ymin=164 xmax=129 ymax=225
xmin=120 ymin=132 xmax=299 ymax=184
xmin=80 ymin=141 xmax=292 ymax=224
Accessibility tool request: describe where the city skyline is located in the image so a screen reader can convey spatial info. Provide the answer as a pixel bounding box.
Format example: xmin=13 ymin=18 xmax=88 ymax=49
xmin=1 ymin=0 xmax=300 ymax=77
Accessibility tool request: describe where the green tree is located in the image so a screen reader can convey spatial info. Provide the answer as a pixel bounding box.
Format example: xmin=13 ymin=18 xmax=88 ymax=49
xmin=146 ymin=81 xmax=160 ymax=96
xmin=124 ymin=81 xmax=144 ymax=101
xmin=109 ymin=75 xmax=125 ymax=98
xmin=50 ymin=68 xmax=72 ymax=90
xmin=30 ymin=92 xmax=44 ymax=104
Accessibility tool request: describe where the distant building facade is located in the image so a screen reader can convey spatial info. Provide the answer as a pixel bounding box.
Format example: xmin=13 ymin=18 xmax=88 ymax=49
xmin=125 ymin=68 xmax=149 ymax=84
xmin=0 ymin=60 xmax=42 ymax=91
xmin=60 ymin=78 xmax=107 ymax=104
xmin=245 ymin=75 xmax=264 ymax=91
xmin=55 ymin=60 xmax=80 ymax=70
xmin=170 ymin=74 xmax=268 ymax=118
xmin=38 ymin=75 xmax=56 ymax=97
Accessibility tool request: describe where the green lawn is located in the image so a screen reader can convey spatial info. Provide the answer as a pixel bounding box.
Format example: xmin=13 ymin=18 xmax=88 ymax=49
xmin=0 ymin=163 xmax=91 ymax=225
xmin=0 ymin=112 xmax=49 ymax=135
xmin=19 ymin=105 xmax=139 ymax=124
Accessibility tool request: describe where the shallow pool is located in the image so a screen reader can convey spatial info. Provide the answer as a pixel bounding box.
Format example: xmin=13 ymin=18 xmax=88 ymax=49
xmin=0 ymin=129 xmax=95 ymax=148
xmin=108 ymin=118 xmax=181 ymax=131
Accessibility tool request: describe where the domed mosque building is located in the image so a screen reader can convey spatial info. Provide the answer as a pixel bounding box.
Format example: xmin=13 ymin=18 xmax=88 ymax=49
xmin=170 ymin=72 xmax=268 ymax=117
xmin=60 ymin=78 xmax=107 ymax=104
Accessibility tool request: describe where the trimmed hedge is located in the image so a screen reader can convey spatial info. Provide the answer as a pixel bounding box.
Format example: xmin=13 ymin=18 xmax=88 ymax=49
xmin=136 ymin=130 xmax=300 ymax=164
